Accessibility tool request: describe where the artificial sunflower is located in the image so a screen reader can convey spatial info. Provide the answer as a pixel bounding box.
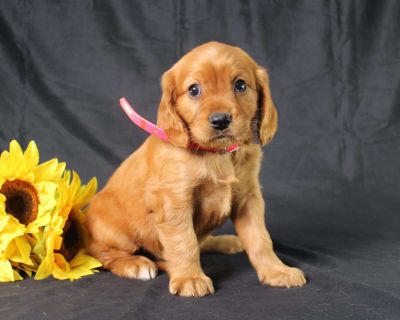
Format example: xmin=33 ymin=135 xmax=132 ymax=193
xmin=0 ymin=140 xmax=65 ymax=281
xmin=0 ymin=140 xmax=101 ymax=281
xmin=35 ymin=171 xmax=101 ymax=280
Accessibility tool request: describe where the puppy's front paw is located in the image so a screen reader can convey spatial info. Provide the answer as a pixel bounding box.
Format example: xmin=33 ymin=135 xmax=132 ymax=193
xmin=169 ymin=274 xmax=215 ymax=297
xmin=258 ymin=264 xmax=306 ymax=288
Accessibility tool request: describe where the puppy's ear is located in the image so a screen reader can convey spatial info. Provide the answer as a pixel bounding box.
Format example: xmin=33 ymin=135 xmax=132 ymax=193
xmin=157 ymin=70 xmax=189 ymax=147
xmin=255 ymin=68 xmax=278 ymax=146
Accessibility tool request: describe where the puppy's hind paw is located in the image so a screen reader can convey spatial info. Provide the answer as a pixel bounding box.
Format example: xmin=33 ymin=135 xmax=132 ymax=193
xmin=110 ymin=255 xmax=158 ymax=281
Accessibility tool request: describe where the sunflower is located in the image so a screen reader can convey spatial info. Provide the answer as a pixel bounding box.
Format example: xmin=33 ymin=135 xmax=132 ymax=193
xmin=35 ymin=171 xmax=101 ymax=280
xmin=0 ymin=140 xmax=65 ymax=281
xmin=0 ymin=140 xmax=101 ymax=281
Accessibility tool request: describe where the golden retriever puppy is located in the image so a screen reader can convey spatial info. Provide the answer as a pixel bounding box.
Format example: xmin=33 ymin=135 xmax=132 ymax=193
xmin=86 ymin=41 xmax=306 ymax=297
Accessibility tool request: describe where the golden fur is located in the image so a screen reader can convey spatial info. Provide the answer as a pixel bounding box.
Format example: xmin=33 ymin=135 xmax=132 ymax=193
xmin=86 ymin=42 xmax=306 ymax=297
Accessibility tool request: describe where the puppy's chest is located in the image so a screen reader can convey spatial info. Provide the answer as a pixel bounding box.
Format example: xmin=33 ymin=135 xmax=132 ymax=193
xmin=192 ymin=178 xmax=233 ymax=237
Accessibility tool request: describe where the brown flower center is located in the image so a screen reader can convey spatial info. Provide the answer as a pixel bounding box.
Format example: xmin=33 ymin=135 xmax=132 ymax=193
xmin=0 ymin=179 xmax=39 ymax=225
xmin=57 ymin=212 xmax=83 ymax=261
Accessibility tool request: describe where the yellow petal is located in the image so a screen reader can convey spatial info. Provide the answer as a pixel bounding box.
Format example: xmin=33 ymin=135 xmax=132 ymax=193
xmin=0 ymin=213 xmax=10 ymax=232
xmin=52 ymin=250 xmax=101 ymax=280
xmin=0 ymin=258 xmax=17 ymax=282
xmin=34 ymin=159 xmax=65 ymax=182
xmin=75 ymin=177 xmax=98 ymax=209
xmin=23 ymin=141 xmax=39 ymax=168
xmin=0 ymin=153 xmax=8 ymax=176
xmin=69 ymin=249 xmax=102 ymax=269
xmin=0 ymin=215 xmax=25 ymax=252
xmin=53 ymin=253 xmax=70 ymax=273
xmin=34 ymin=254 xmax=53 ymax=280
xmin=68 ymin=171 xmax=81 ymax=204
xmin=12 ymin=269 xmax=23 ymax=280
xmin=9 ymin=140 xmax=23 ymax=163
xmin=54 ymin=235 xmax=63 ymax=251
xmin=6 ymin=236 xmax=34 ymax=265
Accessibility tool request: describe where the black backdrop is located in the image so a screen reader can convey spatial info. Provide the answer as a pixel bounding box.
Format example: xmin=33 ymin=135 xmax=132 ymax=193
xmin=1 ymin=1 xmax=399 ymax=319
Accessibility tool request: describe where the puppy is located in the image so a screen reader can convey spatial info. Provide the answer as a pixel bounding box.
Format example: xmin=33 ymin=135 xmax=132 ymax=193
xmin=86 ymin=42 xmax=306 ymax=297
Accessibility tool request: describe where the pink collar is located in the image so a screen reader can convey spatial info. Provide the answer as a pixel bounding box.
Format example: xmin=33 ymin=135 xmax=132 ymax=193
xmin=119 ymin=97 xmax=240 ymax=154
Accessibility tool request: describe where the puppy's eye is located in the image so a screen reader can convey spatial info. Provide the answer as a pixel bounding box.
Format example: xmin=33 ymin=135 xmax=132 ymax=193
xmin=234 ymin=79 xmax=246 ymax=93
xmin=188 ymin=84 xmax=201 ymax=97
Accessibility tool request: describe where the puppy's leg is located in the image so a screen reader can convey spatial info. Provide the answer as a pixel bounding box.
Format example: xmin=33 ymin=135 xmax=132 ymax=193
xmin=232 ymin=190 xmax=306 ymax=288
xmin=200 ymin=235 xmax=243 ymax=254
xmin=88 ymin=242 xmax=158 ymax=281
xmin=157 ymin=207 xmax=214 ymax=297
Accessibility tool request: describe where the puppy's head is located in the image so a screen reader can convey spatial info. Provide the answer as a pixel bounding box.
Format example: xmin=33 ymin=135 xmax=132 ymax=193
xmin=157 ymin=42 xmax=278 ymax=149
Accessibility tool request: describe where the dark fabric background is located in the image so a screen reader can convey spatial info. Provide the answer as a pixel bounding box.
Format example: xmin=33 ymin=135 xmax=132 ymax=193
xmin=1 ymin=1 xmax=399 ymax=319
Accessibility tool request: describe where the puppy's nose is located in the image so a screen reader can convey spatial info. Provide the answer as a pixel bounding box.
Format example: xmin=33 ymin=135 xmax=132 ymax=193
xmin=209 ymin=113 xmax=232 ymax=131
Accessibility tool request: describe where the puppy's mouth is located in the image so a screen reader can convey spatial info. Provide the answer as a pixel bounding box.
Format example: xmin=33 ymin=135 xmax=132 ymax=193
xmin=206 ymin=133 xmax=238 ymax=148
xmin=187 ymin=123 xmax=239 ymax=148
xmin=210 ymin=133 xmax=234 ymax=141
